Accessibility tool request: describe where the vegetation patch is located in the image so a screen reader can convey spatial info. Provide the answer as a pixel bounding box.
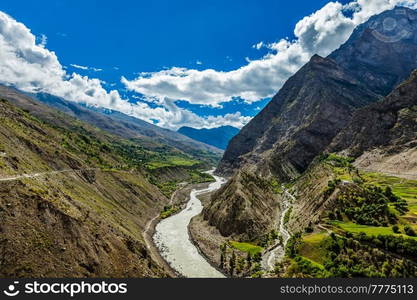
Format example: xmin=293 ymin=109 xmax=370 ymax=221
xmin=329 ymin=185 xmax=406 ymax=226
xmin=284 ymin=232 xmax=417 ymax=278
xmin=146 ymin=155 xmax=199 ymax=170
xmin=361 ymin=172 xmax=417 ymax=223
xmin=229 ymin=241 xmax=264 ymax=256
xmin=160 ymin=205 xmax=180 ymax=219
xmin=298 ymin=232 xmax=329 ymax=265
xmin=284 ymin=207 xmax=292 ymax=225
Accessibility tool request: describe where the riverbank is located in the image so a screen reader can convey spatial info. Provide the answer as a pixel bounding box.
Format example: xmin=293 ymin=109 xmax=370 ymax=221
xmin=189 ymin=214 xmax=229 ymax=276
xmin=152 ymin=171 xmax=226 ymax=278
xmin=143 ymin=181 xmax=211 ymax=278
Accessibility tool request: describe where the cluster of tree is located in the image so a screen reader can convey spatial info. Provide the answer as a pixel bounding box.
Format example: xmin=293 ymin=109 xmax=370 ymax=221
xmin=160 ymin=205 xmax=180 ymax=219
xmin=285 ymin=232 xmax=302 ymax=259
xmin=330 ymin=185 xmax=406 ymax=226
xmin=324 ymin=233 xmax=417 ymax=277
xmin=324 ymin=179 xmax=341 ymax=199
xmin=284 ymin=208 xmax=293 ymax=226
xmin=219 ymin=243 xmax=262 ymax=278
xmin=240 ymin=171 xmax=273 ymax=192
xmin=284 ymin=232 xmax=417 ymax=278
xmin=392 ymin=225 xmax=417 ymax=237
xmin=285 ymin=256 xmax=328 ymax=278
xmin=258 ymin=230 xmax=280 ymax=248
xmin=353 ymin=232 xmax=417 ymax=259
xmin=320 ymin=153 xmax=355 ymax=168
xmin=404 ymin=225 xmax=417 ymax=237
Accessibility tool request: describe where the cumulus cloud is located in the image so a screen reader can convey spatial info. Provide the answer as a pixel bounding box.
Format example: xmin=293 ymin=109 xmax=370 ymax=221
xmin=122 ymin=0 xmax=417 ymax=108
xmin=0 ymin=10 xmax=248 ymax=129
xmin=1 ymin=0 xmax=417 ymax=131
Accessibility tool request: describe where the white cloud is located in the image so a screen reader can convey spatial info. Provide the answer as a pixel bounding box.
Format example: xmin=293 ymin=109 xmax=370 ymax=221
xmin=122 ymin=0 xmax=417 ymax=108
xmin=70 ymin=64 xmax=88 ymax=70
xmin=252 ymin=42 xmax=265 ymax=50
xmin=91 ymin=67 xmax=103 ymax=72
xmin=0 ymin=10 xmax=247 ymax=130
xmin=39 ymin=34 xmax=47 ymax=47
xmin=1 ymin=0 xmax=417 ymax=131
xmin=70 ymin=63 xmax=102 ymax=72
xmin=196 ymin=60 xmax=203 ymax=65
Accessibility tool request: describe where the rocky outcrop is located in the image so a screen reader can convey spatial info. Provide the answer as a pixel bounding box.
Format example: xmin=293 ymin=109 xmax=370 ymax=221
xmin=330 ymin=7 xmax=417 ymax=96
xmin=329 ymin=70 xmax=417 ymax=174
xmin=203 ymin=169 xmax=281 ymax=240
xmin=1 ymin=87 xmax=222 ymax=162
xmin=217 ymin=55 xmax=379 ymax=181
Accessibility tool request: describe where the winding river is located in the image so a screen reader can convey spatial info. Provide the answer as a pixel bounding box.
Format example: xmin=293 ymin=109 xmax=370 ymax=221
xmin=153 ymin=171 xmax=226 ymax=278
xmin=261 ymin=187 xmax=294 ymax=271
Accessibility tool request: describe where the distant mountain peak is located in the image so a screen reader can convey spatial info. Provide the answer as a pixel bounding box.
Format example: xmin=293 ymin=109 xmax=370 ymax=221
xmin=178 ymin=126 xmax=239 ymax=150
xmin=330 ymin=6 xmax=417 ymax=96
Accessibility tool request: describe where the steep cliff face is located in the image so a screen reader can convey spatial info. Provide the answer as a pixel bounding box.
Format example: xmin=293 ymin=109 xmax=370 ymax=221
xmin=329 ymin=70 xmax=417 ymax=176
xmin=330 ymin=7 xmax=417 ymax=96
xmin=217 ymin=55 xmax=379 ymax=180
xmin=203 ymin=169 xmax=281 ymax=239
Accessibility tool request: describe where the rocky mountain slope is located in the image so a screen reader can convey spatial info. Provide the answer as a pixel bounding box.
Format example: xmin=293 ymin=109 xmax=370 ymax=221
xmin=178 ymin=126 xmax=239 ymax=150
xmin=217 ymin=55 xmax=379 ymax=180
xmin=329 ymin=69 xmax=417 ymax=178
xmin=208 ymin=7 xmax=417 ymax=240
xmin=218 ymin=7 xmax=417 ymax=179
xmin=329 ymin=7 xmax=417 ymax=96
xmin=0 ymin=87 xmax=198 ymax=277
xmin=31 ymin=92 xmax=222 ymax=162
xmin=204 ymin=169 xmax=281 ymax=239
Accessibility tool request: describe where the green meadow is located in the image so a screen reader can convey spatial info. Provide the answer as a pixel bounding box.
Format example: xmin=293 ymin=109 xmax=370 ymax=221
xmin=298 ymin=232 xmax=328 ymax=265
xmin=229 ymin=241 xmax=264 ymax=256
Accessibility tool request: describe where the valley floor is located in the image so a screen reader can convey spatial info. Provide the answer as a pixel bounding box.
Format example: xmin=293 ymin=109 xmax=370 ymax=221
xmin=187 ymin=161 xmax=417 ymax=278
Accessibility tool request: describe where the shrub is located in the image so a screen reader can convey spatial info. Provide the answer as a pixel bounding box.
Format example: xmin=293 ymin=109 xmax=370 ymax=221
xmin=404 ymin=225 xmax=416 ymax=237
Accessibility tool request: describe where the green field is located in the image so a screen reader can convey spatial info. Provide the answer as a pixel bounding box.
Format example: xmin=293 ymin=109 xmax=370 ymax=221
xmin=146 ymin=155 xmax=200 ymax=170
xmin=229 ymin=241 xmax=264 ymax=256
xmin=362 ymin=172 xmax=417 ymax=226
xmin=330 ymin=221 xmax=417 ymax=240
xmin=298 ymin=232 xmax=328 ymax=265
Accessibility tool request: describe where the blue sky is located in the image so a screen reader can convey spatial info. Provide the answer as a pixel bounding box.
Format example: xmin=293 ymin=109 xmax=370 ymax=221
xmin=0 ymin=0 xmax=410 ymax=129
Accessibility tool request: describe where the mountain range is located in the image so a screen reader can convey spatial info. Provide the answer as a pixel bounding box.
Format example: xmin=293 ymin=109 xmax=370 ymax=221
xmin=178 ymin=126 xmax=239 ymax=150
xmin=197 ymin=6 xmax=417 ymax=278
xmin=1 ymin=5 xmax=417 ymax=279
